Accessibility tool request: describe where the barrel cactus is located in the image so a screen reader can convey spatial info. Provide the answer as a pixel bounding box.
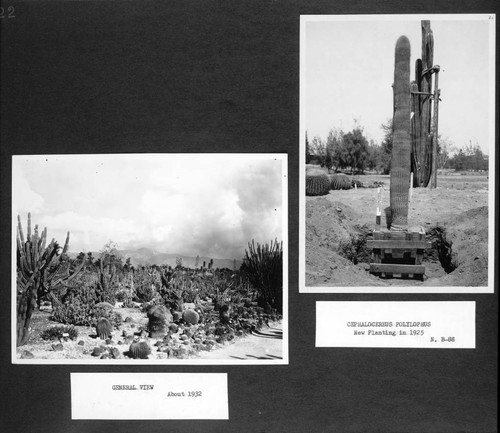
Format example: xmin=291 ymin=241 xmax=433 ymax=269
xmin=306 ymin=170 xmax=330 ymax=196
xmin=183 ymin=309 xmax=200 ymax=325
xmin=330 ymin=174 xmax=352 ymax=190
xmin=96 ymin=317 xmax=113 ymax=340
xmin=147 ymin=304 xmax=171 ymax=338
xmin=390 ymin=35 xmax=411 ymax=230
xmin=129 ymin=337 xmax=152 ymax=359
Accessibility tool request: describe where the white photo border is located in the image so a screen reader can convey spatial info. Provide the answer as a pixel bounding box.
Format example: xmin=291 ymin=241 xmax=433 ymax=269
xmin=12 ymin=153 xmax=289 ymax=364
xmin=299 ymin=14 xmax=496 ymax=293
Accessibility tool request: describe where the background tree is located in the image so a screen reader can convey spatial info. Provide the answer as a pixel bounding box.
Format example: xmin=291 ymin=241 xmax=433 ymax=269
xmin=308 ymin=135 xmax=326 ymax=165
xmin=305 ymin=132 xmax=312 ymax=164
xmin=366 ymin=140 xmax=386 ymax=174
xmin=325 ymin=145 xmax=334 ymax=172
xmin=325 ymin=127 xmax=344 ymax=172
xmin=436 ymin=136 xmax=455 ymax=169
xmin=98 ymin=240 xmax=123 ymax=270
xmin=341 ymin=127 xmax=369 ymax=174
xmin=379 ymin=119 xmax=393 ymax=174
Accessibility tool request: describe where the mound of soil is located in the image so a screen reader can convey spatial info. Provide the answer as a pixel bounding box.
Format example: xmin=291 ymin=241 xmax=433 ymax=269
xmin=305 ymin=175 xmax=489 ymax=288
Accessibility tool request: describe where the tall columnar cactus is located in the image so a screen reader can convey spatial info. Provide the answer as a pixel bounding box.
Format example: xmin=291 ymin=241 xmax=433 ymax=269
xmin=390 ymin=36 xmax=411 ymax=230
xmin=411 ymin=21 xmax=434 ymax=187
xmin=96 ymin=317 xmax=113 ymax=340
xmin=305 ymin=170 xmax=330 ymax=196
xmin=242 ymin=239 xmax=282 ymax=313
xmin=16 ymin=213 xmax=83 ymax=346
xmin=96 ymin=258 xmax=118 ymax=303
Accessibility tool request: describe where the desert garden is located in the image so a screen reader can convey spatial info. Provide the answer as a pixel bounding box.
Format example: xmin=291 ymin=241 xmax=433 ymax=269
xmin=16 ymin=214 xmax=283 ymax=361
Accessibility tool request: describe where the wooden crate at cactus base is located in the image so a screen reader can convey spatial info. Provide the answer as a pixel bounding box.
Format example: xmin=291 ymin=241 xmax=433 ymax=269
xmin=367 ymin=227 xmax=431 ymax=280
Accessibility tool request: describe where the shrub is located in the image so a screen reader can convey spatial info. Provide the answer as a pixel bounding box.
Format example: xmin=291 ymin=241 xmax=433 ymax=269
xmin=41 ymin=325 xmax=78 ymax=341
xmin=338 ymin=226 xmax=371 ymax=264
xmin=51 ymin=284 xmax=99 ymax=326
xmin=51 ymin=283 xmax=122 ymax=327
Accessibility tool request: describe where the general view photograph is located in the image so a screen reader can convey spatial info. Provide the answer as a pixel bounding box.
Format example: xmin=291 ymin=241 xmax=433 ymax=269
xmin=300 ymin=15 xmax=494 ymax=291
xmin=13 ymin=153 xmax=287 ymax=363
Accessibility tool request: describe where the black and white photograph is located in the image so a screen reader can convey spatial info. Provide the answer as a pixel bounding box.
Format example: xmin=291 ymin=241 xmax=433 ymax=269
xmin=1 ymin=2 xmax=497 ymax=433
xmin=300 ymin=14 xmax=495 ymax=293
xmin=12 ymin=153 xmax=288 ymax=364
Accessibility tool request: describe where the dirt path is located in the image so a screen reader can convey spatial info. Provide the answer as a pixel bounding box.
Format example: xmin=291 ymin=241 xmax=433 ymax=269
xmin=194 ymin=323 xmax=283 ymax=360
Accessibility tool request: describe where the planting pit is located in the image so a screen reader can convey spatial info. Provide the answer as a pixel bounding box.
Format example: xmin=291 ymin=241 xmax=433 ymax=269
xmin=305 ymin=171 xmax=489 ymax=287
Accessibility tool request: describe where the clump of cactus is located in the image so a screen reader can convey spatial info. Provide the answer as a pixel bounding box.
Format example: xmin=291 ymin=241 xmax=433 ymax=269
xmin=16 ymin=213 xmax=84 ymax=346
xmin=95 ymin=259 xmax=119 ymax=304
xmin=241 ymin=239 xmax=282 ymax=313
xmin=306 ymin=170 xmax=331 ymax=196
xmin=147 ymin=304 xmax=171 ymax=338
xmin=96 ymin=317 xmax=113 ymax=340
xmin=183 ymin=309 xmax=200 ymax=325
xmin=351 ymin=178 xmax=363 ymax=188
xmin=40 ymin=325 xmax=78 ymax=341
xmin=129 ymin=338 xmax=152 ymax=359
xmin=133 ymin=266 xmax=161 ymax=303
xmin=390 ymin=35 xmax=412 ymax=230
xmin=330 ymin=174 xmax=352 ymax=190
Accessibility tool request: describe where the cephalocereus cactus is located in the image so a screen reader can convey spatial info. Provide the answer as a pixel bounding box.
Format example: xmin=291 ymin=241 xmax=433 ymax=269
xmin=306 ymin=169 xmax=330 ymax=196
xmin=330 ymin=174 xmax=352 ymax=190
xmin=129 ymin=337 xmax=152 ymax=359
xmin=95 ymin=317 xmax=113 ymax=340
xmin=390 ymin=36 xmax=411 ymax=230
xmin=147 ymin=304 xmax=170 ymax=338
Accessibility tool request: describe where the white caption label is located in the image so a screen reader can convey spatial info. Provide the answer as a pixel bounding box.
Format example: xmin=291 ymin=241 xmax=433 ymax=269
xmin=71 ymin=373 xmax=228 ymax=420
xmin=316 ymin=301 xmax=475 ymax=348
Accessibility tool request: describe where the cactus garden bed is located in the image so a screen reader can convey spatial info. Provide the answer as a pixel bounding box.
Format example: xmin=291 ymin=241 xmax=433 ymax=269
xmin=305 ymin=170 xmax=489 ymax=287
xmin=16 ymin=303 xmax=283 ymax=361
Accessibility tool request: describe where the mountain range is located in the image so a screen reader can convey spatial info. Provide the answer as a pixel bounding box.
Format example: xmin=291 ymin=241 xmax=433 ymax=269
xmin=71 ymin=247 xmax=242 ymax=270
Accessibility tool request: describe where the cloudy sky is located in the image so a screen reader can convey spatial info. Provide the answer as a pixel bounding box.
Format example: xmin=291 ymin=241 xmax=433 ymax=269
xmin=302 ymin=14 xmax=495 ymax=155
xmin=13 ymin=154 xmax=286 ymax=259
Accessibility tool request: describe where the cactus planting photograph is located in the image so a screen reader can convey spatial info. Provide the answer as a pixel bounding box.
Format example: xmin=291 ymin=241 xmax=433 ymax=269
xmin=300 ymin=15 xmax=495 ymax=292
xmin=12 ymin=153 xmax=287 ymax=363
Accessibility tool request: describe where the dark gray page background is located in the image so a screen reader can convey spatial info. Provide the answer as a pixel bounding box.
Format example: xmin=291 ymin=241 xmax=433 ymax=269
xmin=0 ymin=1 xmax=497 ymax=432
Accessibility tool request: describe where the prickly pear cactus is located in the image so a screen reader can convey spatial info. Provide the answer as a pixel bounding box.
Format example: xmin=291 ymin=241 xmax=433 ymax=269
xmin=183 ymin=309 xmax=200 ymax=325
xmin=306 ymin=170 xmax=330 ymax=196
xmin=96 ymin=317 xmax=113 ymax=340
xmin=390 ymin=36 xmax=411 ymax=230
xmin=330 ymin=174 xmax=352 ymax=190
xmin=147 ymin=305 xmax=170 ymax=338
xmin=129 ymin=338 xmax=152 ymax=359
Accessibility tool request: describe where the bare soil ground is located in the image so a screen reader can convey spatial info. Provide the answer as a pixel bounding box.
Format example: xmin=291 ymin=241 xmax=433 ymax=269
xmin=306 ymin=170 xmax=490 ymax=287
xmin=16 ymin=306 xmax=283 ymax=362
